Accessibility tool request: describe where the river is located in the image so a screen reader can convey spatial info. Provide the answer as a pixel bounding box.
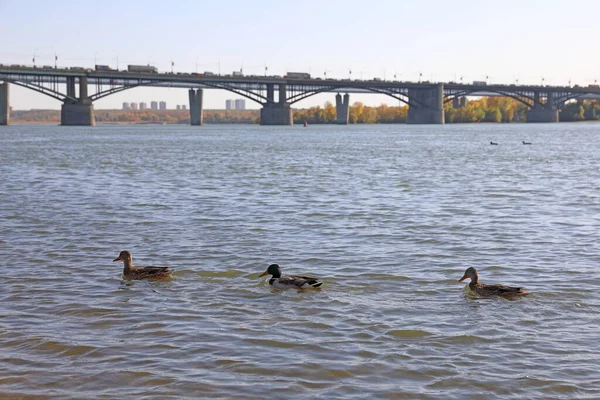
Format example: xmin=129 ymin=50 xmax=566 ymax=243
xmin=1 ymin=123 xmax=599 ymax=399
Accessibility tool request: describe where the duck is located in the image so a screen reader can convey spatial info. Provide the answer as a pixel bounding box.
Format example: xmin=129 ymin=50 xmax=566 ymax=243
xmin=259 ymin=264 xmax=323 ymax=290
xmin=458 ymin=267 xmax=529 ymax=298
xmin=490 ymin=141 xmax=498 ymax=145
xmin=522 ymin=140 xmax=532 ymax=145
xmin=112 ymin=250 xmax=173 ymax=280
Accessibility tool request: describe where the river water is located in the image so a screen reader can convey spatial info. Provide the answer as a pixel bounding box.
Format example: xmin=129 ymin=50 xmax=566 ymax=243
xmin=1 ymin=123 xmax=599 ymax=399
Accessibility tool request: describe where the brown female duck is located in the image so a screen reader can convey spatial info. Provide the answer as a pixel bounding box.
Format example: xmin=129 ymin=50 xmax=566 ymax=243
xmin=458 ymin=267 xmax=529 ymax=298
xmin=113 ymin=250 xmax=173 ymax=280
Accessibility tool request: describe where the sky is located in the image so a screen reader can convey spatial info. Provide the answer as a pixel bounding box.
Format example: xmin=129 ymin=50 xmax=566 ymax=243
xmin=1 ymin=0 xmax=599 ymax=110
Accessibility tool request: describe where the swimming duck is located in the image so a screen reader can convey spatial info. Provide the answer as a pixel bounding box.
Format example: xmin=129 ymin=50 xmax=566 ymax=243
xmin=259 ymin=264 xmax=323 ymax=289
xmin=490 ymin=141 xmax=498 ymax=145
xmin=458 ymin=267 xmax=529 ymax=298
xmin=522 ymin=140 xmax=532 ymax=145
xmin=112 ymin=250 xmax=173 ymax=280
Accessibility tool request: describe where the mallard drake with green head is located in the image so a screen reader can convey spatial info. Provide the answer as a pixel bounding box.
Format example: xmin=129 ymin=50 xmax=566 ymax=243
xmin=459 ymin=267 xmax=529 ymax=298
xmin=259 ymin=264 xmax=323 ymax=289
xmin=113 ymin=250 xmax=173 ymax=280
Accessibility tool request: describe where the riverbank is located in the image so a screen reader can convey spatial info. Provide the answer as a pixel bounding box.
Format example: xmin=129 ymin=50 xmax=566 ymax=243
xmin=8 ymin=98 xmax=599 ymax=125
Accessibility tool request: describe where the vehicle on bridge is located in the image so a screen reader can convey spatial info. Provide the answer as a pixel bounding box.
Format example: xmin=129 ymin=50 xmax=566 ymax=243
xmin=190 ymin=72 xmax=215 ymax=77
xmin=285 ymin=72 xmax=311 ymax=79
xmin=473 ymin=80 xmax=487 ymax=86
xmin=127 ymin=65 xmax=158 ymax=73
xmin=95 ymin=65 xmax=111 ymax=71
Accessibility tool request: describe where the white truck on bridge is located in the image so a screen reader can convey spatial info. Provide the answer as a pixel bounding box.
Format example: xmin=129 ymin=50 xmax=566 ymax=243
xmin=127 ymin=65 xmax=158 ymax=73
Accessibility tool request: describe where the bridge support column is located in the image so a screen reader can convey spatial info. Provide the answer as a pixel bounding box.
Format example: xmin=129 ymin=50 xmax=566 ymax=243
xmin=336 ymin=93 xmax=350 ymax=124
xmin=260 ymin=103 xmax=292 ymax=125
xmin=527 ymin=107 xmax=559 ymax=123
xmin=0 ymin=82 xmax=9 ymax=126
xmin=527 ymin=91 xmax=558 ymax=122
xmin=407 ymin=83 xmax=445 ymax=124
xmin=266 ymin=83 xmax=275 ymax=103
xmin=61 ymin=101 xmax=95 ymax=126
xmin=66 ymin=77 xmax=76 ymax=98
xmin=188 ymin=89 xmax=204 ymax=125
xmin=79 ymin=76 xmax=88 ymax=99
xmin=61 ymin=77 xmax=95 ymax=126
xmin=260 ymin=83 xmax=293 ymax=125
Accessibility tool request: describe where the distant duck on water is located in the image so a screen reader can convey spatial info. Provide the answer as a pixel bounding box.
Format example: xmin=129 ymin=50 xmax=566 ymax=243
xmin=113 ymin=250 xmax=173 ymax=280
xmin=490 ymin=141 xmax=498 ymax=145
xmin=523 ymin=140 xmax=532 ymax=145
xmin=458 ymin=267 xmax=529 ymax=299
xmin=259 ymin=264 xmax=323 ymax=290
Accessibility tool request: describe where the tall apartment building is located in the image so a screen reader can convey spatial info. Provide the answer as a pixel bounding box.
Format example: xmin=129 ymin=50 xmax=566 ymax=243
xmin=159 ymin=101 xmax=167 ymax=110
xmin=234 ymin=99 xmax=246 ymax=110
xmin=226 ymin=99 xmax=246 ymax=110
xmin=139 ymin=102 xmax=148 ymax=110
xmin=130 ymin=102 xmax=138 ymax=110
xmin=150 ymin=101 xmax=158 ymax=110
xmin=122 ymin=102 xmax=130 ymax=110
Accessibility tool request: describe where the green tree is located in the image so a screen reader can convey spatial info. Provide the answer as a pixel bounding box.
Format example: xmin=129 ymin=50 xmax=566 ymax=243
xmin=483 ymin=108 xmax=502 ymax=123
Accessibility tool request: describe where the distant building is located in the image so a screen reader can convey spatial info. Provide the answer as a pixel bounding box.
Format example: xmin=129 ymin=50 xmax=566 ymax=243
xmin=176 ymin=105 xmax=181 ymax=110
xmin=150 ymin=101 xmax=158 ymax=110
xmin=122 ymin=102 xmax=130 ymax=110
xmin=182 ymin=105 xmax=187 ymax=110
xmin=235 ymin=99 xmax=246 ymax=110
xmin=139 ymin=102 xmax=148 ymax=110
xmin=130 ymin=102 xmax=138 ymax=110
xmin=159 ymin=101 xmax=167 ymax=110
xmin=225 ymin=99 xmax=246 ymax=110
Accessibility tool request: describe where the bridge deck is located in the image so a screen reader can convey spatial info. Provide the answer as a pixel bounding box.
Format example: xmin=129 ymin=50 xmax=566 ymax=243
xmin=1 ymin=65 xmax=599 ymax=97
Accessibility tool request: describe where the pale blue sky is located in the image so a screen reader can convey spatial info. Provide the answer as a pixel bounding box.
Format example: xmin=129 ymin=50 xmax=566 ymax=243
xmin=1 ymin=0 xmax=599 ymax=110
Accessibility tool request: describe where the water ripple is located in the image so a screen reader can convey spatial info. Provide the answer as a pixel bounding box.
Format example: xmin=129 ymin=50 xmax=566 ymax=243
xmin=1 ymin=124 xmax=600 ymax=398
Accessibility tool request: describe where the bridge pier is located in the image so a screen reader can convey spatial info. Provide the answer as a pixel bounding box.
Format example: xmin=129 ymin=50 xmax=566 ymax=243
xmin=527 ymin=91 xmax=558 ymax=123
xmin=61 ymin=101 xmax=95 ymax=126
xmin=189 ymin=89 xmax=204 ymax=125
xmin=336 ymin=93 xmax=350 ymax=124
xmin=0 ymin=82 xmax=9 ymax=126
xmin=407 ymin=84 xmax=444 ymax=124
xmin=260 ymin=103 xmax=293 ymax=125
xmin=61 ymin=77 xmax=95 ymax=126
xmin=527 ymin=107 xmax=559 ymax=123
xmin=260 ymin=83 xmax=293 ymax=125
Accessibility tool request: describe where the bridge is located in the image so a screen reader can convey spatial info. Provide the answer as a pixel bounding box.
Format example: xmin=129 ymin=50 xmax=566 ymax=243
xmin=1 ymin=64 xmax=599 ymax=126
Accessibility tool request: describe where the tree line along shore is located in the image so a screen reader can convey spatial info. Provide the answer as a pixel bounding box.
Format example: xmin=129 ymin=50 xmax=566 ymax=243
xmin=9 ymin=98 xmax=599 ymax=125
